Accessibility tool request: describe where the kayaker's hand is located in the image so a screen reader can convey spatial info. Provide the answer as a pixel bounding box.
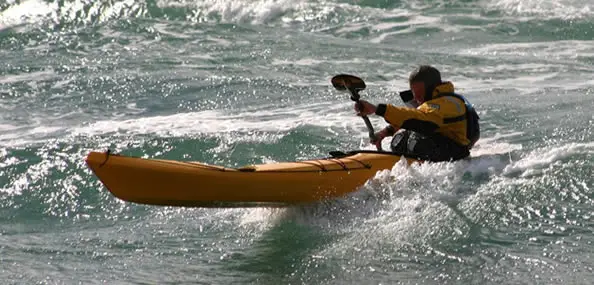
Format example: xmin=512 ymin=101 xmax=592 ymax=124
xmin=354 ymin=100 xmax=377 ymax=116
xmin=370 ymin=127 xmax=393 ymax=149
xmin=370 ymin=131 xmax=386 ymax=149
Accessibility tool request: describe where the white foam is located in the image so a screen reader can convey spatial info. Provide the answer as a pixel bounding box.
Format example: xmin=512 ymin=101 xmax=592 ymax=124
xmin=157 ymin=0 xmax=304 ymax=24
xmin=369 ymin=14 xmax=441 ymax=43
xmin=0 ymin=0 xmax=57 ymax=29
xmin=488 ymin=0 xmax=593 ymax=20
xmin=0 ymin=126 xmax=65 ymax=147
xmin=0 ymin=124 xmax=19 ymax=132
xmin=470 ymin=132 xmax=525 ymax=158
xmin=0 ymin=0 xmax=152 ymax=29
xmin=152 ymin=23 xmax=192 ymax=39
xmin=0 ymin=0 xmax=303 ymax=29
xmin=0 ymin=100 xmax=391 ymax=147
xmin=271 ymin=58 xmax=325 ymax=66
xmin=59 ymin=0 xmax=86 ymax=23
xmin=477 ymin=131 xmax=525 ymax=144
xmin=471 ymin=142 xmax=523 ymax=157
xmin=503 ymin=142 xmax=594 ymax=177
xmin=57 ymin=0 xmax=147 ymax=25
xmin=0 ymin=69 xmax=57 ymax=85
xmin=455 ymin=41 xmax=594 ymax=91
xmin=0 ymin=144 xmax=61 ymax=195
xmin=70 ymin=102 xmax=380 ymax=138
xmin=95 ymin=0 xmax=142 ymax=23
xmin=271 ymin=158 xmax=482 ymax=256
xmin=0 ymin=154 xmax=20 ymax=169
xmin=461 ymin=41 xmax=594 ymax=61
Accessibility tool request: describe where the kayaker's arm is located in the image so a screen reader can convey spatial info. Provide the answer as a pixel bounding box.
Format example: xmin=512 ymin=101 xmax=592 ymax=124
xmin=375 ymin=103 xmax=443 ymax=136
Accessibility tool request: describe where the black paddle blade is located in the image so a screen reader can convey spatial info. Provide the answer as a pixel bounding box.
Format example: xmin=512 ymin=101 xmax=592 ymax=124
xmin=399 ymin=90 xmax=413 ymax=103
xmin=331 ymin=74 xmax=366 ymax=92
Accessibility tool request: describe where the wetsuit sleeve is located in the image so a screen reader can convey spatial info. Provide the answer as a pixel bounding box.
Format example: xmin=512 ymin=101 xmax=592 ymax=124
xmin=375 ymin=103 xmax=443 ymax=135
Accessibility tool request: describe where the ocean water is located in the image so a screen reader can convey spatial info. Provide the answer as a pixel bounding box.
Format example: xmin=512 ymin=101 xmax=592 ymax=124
xmin=1 ymin=0 xmax=593 ymax=284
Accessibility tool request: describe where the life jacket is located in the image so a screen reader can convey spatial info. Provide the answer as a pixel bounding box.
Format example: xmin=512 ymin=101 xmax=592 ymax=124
xmin=442 ymin=93 xmax=480 ymax=149
xmin=389 ymin=82 xmax=480 ymax=150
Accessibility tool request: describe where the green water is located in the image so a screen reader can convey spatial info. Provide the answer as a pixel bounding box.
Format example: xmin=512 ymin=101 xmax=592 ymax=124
xmin=1 ymin=0 xmax=593 ymax=284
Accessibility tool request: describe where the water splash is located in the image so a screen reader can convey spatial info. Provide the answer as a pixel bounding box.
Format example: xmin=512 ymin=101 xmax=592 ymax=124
xmin=503 ymin=142 xmax=594 ymax=177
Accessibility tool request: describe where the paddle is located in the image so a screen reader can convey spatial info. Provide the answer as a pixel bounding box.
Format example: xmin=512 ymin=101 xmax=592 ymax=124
xmin=331 ymin=74 xmax=381 ymax=151
xmin=399 ymin=89 xmax=419 ymax=108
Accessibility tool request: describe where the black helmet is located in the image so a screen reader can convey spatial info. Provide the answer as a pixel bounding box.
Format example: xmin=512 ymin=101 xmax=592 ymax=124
xmin=408 ymin=65 xmax=442 ymax=101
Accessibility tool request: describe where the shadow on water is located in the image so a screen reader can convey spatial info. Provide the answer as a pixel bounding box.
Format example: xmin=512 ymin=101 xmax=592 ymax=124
xmin=222 ymin=218 xmax=336 ymax=283
xmin=446 ymin=202 xmax=516 ymax=249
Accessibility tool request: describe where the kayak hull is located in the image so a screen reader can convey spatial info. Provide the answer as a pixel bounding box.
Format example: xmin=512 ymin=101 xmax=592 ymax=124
xmin=85 ymin=151 xmax=417 ymax=207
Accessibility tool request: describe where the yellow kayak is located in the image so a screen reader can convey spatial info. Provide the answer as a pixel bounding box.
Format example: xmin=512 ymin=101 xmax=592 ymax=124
xmin=85 ymin=150 xmax=418 ymax=207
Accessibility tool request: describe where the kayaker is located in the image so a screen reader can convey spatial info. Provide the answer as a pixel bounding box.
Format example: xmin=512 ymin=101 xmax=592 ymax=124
xmin=354 ymin=65 xmax=480 ymax=162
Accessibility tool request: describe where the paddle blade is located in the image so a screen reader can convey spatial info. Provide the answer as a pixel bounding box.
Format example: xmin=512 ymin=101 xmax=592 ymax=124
xmin=399 ymin=90 xmax=413 ymax=103
xmin=331 ymin=74 xmax=366 ymax=92
xmin=399 ymin=89 xmax=419 ymax=108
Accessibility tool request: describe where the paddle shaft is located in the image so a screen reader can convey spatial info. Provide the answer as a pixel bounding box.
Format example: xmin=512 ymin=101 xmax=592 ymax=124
xmin=354 ymin=98 xmax=382 ymax=151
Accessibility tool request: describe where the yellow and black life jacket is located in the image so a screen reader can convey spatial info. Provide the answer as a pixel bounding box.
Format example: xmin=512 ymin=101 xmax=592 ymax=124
xmin=375 ymin=82 xmax=480 ymax=148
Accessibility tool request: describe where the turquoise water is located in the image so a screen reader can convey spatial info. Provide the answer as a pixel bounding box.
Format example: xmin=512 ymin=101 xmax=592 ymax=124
xmin=1 ymin=0 xmax=593 ymax=284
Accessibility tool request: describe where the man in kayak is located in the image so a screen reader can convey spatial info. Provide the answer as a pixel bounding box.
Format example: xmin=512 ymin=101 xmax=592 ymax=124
xmin=355 ymin=65 xmax=480 ymax=162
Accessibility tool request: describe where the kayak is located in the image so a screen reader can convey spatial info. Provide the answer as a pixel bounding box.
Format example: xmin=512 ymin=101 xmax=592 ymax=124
xmin=85 ymin=150 xmax=419 ymax=207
